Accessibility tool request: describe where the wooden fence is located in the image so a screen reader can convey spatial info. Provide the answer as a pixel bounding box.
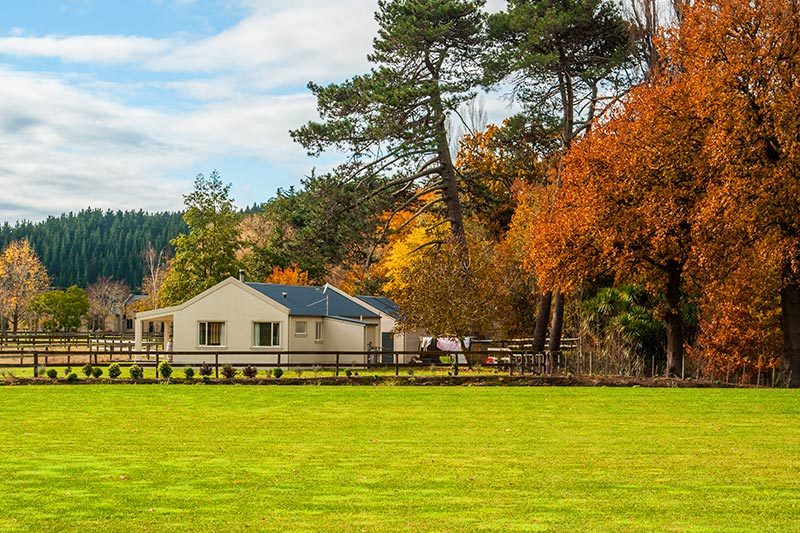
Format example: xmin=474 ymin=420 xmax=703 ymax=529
xmin=0 ymin=348 xmax=555 ymax=379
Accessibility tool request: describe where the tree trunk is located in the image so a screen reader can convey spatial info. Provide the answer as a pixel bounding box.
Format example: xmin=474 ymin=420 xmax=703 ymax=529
xmin=547 ymin=290 xmax=565 ymax=374
xmin=664 ymin=264 xmax=684 ymax=378
xmin=780 ymin=274 xmax=800 ymax=388
xmin=532 ymin=290 xmax=552 ymax=355
xmin=431 ymin=90 xmax=467 ymax=249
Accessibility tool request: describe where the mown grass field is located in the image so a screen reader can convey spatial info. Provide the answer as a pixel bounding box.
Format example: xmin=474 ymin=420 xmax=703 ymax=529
xmin=0 ymin=387 xmax=798 ymax=531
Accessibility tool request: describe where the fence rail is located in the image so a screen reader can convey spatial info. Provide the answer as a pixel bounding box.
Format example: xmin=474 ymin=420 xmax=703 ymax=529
xmin=0 ymin=348 xmax=557 ymax=379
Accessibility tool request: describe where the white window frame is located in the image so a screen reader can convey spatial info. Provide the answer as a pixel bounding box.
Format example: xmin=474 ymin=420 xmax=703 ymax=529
xmin=295 ymin=320 xmax=307 ymax=337
xmin=198 ymin=321 xmax=226 ymax=348
xmin=253 ymin=321 xmax=281 ymax=348
xmin=315 ymin=321 xmax=323 ymax=343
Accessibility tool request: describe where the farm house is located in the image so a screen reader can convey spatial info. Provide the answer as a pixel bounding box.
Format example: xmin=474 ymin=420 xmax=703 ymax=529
xmin=134 ymin=276 xmax=387 ymax=365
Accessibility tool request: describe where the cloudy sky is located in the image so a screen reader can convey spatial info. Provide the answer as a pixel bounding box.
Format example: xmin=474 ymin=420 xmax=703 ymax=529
xmin=0 ymin=0 xmax=511 ymax=223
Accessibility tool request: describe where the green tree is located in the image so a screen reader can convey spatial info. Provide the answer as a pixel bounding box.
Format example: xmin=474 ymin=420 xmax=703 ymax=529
xmin=30 ymin=285 xmax=89 ymax=332
xmin=240 ymin=173 xmax=392 ymax=283
xmin=291 ymin=0 xmax=486 ymax=251
xmin=159 ymin=172 xmax=242 ymax=306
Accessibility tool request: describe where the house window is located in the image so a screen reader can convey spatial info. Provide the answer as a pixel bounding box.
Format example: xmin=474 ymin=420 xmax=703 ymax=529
xmin=315 ymin=321 xmax=323 ymax=342
xmin=295 ymin=321 xmax=307 ymax=336
xmin=254 ymin=322 xmax=280 ymax=347
xmin=125 ymin=318 xmax=133 ymax=330
xmin=198 ymin=322 xmax=225 ymax=347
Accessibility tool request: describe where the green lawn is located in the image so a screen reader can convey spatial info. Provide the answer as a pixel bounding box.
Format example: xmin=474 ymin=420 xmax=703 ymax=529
xmin=0 ymin=387 xmax=798 ymax=531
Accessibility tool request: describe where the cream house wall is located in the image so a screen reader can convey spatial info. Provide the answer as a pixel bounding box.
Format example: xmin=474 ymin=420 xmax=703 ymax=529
xmin=323 ymin=318 xmax=370 ymax=364
xmin=171 ymin=281 xmax=288 ymax=365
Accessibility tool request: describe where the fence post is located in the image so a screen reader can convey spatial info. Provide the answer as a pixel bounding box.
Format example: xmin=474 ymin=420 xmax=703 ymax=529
xmin=215 ymin=353 xmax=219 ymax=379
xmin=335 ymin=354 xmax=340 ymax=377
xmin=155 ymin=352 xmax=160 ymax=378
xmin=33 ymin=351 xmax=38 ymax=378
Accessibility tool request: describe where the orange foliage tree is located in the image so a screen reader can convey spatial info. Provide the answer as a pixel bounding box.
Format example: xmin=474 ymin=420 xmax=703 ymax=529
xmin=663 ymin=0 xmax=800 ymax=385
xmin=693 ymin=241 xmax=782 ymax=381
xmin=525 ymin=75 xmax=709 ymax=376
xmin=263 ymin=264 xmax=311 ymax=286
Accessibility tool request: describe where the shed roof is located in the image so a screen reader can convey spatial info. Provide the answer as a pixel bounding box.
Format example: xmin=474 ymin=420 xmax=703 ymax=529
xmin=245 ymin=283 xmax=379 ymax=319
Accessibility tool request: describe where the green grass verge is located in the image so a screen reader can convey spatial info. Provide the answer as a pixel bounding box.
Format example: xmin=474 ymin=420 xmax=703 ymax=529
xmin=0 ymin=387 xmax=798 ymax=531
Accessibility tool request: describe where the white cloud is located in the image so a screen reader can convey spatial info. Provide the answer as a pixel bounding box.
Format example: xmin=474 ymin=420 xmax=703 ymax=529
xmin=0 ymin=35 xmax=175 ymax=64
xmin=146 ymin=0 xmax=376 ymax=87
xmin=0 ymin=66 xmax=319 ymax=219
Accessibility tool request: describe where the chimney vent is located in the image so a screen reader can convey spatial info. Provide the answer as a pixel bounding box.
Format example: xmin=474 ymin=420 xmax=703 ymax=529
xmin=282 ymin=292 xmax=288 ymax=298
xmin=239 ymin=269 xmax=246 ymax=283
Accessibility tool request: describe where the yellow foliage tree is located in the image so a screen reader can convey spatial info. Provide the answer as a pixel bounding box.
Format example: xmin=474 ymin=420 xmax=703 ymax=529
xmin=0 ymin=240 xmax=50 ymax=333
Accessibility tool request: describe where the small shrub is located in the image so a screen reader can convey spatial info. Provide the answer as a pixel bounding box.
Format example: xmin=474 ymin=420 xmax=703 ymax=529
xmin=66 ymin=372 xmax=78 ymax=383
xmin=108 ymin=363 xmax=122 ymax=379
xmin=294 ymin=368 xmax=303 ymax=378
xmin=202 ymin=375 xmax=211 ymax=384
xmin=92 ymin=366 xmax=103 ymax=379
xmin=37 ymin=366 xmax=47 ymax=377
xmin=129 ymin=364 xmax=144 ymax=380
xmin=46 ymin=368 xmax=58 ymax=379
xmin=64 ymin=366 xmax=72 ymax=376
xmin=158 ymin=361 xmax=173 ymax=380
xmin=199 ymin=362 xmax=213 ymax=377
xmin=82 ymin=363 xmax=93 ymax=378
xmin=221 ymin=364 xmax=237 ymax=379
xmin=183 ymin=367 xmax=195 ymax=380
xmin=345 ymin=369 xmax=352 ymax=378
xmin=265 ymin=368 xmax=274 ymax=378
xmin=273 ymin=367 xmax=283 ymax=379
xmin=242 ymin=365 xmax=258 ymax=379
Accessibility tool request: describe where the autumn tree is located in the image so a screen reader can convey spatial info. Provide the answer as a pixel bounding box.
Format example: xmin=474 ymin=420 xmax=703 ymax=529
xmin=456 ymin=119 xmax=552 ymax=237
xmin=292 ymin=0 xmax=486 ymax=251
xmin=263 ymin=265 xmax=311 ymax=286
xmin=528 ymin=75 xmax=708 ymax=376
xmin=86 ymin=276 xmax=129 ymax=332
xmin=692 ymin=242 xmax=782 ymax=382
xmin=160 ymin=172 xmax=242 ymax=306
xmin=381 ymin=216 xmax=526 ymax=352
xmin=667 ymin=0 xmax=800 ymax=385
xmin=0 ymin=239 xmax=50 ymax=333
xmin=485 ymin=0 xmax=634 ymax=357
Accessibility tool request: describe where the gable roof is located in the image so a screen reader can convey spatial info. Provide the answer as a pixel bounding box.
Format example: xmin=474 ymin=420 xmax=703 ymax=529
xmin=356 ymin=295 xmax=400 ymax=318
xmin=246 ymin=283 xmax=379 ymax=319
xmin=136 ymin=277 xmax=290 ymax=320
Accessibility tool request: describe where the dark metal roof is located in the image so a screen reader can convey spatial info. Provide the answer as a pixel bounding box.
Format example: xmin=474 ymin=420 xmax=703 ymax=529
xmin=245 ymin=283 xmax=379 ymax=319
xmin=356 ymin=295 xmax=400 ymax=318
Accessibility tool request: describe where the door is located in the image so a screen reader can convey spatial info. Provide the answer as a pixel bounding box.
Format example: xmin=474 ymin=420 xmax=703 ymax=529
xmin=381 ymin=332 xmax=395 ymax=364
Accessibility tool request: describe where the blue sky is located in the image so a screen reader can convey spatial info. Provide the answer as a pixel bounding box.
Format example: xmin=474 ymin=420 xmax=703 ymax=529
xmin=0 ymin=0 xmax=510 ymax=222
